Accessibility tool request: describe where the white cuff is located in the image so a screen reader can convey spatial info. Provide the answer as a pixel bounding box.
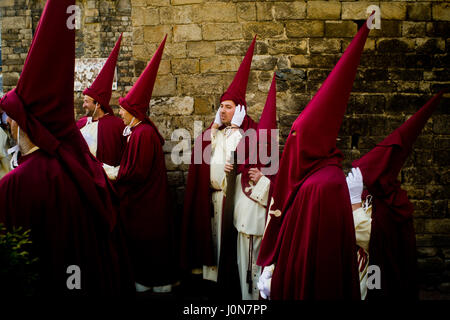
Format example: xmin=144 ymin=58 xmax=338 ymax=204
xmin=250 ymin=175 xmax=271 ymax=206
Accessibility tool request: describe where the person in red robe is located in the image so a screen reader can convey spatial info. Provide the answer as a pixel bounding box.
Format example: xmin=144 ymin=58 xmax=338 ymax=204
xmin=350 ymin=91 xmax=445 ymax=300
xmin=0 ymin=0 xmax=134 ymax=295
xmin=77 ymin=34 xmax=125 ymax=173
xmin=256 ymin=15 xmax=375 ymax=300
xmin=115 ymin=35 xmax=176 ymax=292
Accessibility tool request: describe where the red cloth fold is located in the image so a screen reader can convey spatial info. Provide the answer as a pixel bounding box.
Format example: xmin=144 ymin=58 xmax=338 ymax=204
xmin=77 ymin=114 xmax=126 ymax=167
xmin=116 ymin=123 xmax=176 ymax=286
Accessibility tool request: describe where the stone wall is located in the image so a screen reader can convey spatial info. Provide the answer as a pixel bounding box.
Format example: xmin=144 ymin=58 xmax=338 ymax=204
xmin=1 ymin=0 xmax=449 ymax=297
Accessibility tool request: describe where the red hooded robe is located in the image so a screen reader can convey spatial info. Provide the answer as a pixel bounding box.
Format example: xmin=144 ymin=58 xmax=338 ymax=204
xmin=115 ymin=36 xmax=176 ymax=287
xmin=257 ymin=15 xmax=375 ymax=300
xmin=181 ymin=37 xmax=258 ymax=273
xmin=77 ymin=34 xmax=126 ymax=167
xmin=352 ymin=91 xmax=445 ymax=300
xmin=0 ymin=0 xmax=134 ymax=295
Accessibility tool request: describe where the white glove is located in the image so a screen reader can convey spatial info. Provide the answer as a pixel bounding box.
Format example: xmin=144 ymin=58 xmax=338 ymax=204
xmin=346 ymin=167 xmax=363 ymax=205
xmin=257 ymin=264 xmax=274 ymax=300
xmin=231 ymin=104 xmax=246 ymax=127
xmin=214 ymin=107 xmax=222 ymax=126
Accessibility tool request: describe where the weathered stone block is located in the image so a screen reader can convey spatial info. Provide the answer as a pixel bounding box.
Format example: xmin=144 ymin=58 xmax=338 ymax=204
xmin=173 ymin=24 xmax=202 ymax=42
xmin=252 ymin=55 xmax=278 ymax=71
xmin=256 ymin=3 xmax=273 ymax=21
xmin=273 ymin=2 xmax=306 ymax=20
xmin=242 ymin=22 xmax=284 ymax=39
xmin=341 ymin=2 xmax=374 ymax=20
xmin=432 ymin=3 xmax=450 ymax=21
xmin=286 ymin=21 xmax=324 ymax=38
xmin=144 ymin=25 xmax=172 ymax=43
xmin=192 ymin=3 xmax=237 ymax=23
xmin=145 ymin=0 xmax=170 ymax=6
xmin=369 ymin=20 xmax=402 ymax=38
xmin=186 ymin=41 xmax=215 ymax=58
xmin=153 ymin=74 xmax=177 ymax=96
xmin=376 ymin=38 xmax=415 ymax=53
xmin=425 ymin=219 xmax=450 ymax=234
xmin=194 ymin=96 xmax=215 ymax=115
xmin=407 ymin=3 xmax=431 ymax=21
xmin=171 ymin=0 xmax=203 ymax=5
xmin=309 ymin=38 xmax=341 ymax=53
xmin=402 ymin=21 xmax=426 ymax=37
xmin=163 ymin=42 xmax=187 ymax=59
xmin=2 ymin=72 xmax=19 ymax=86
xmin=381 ymin=2 xmax=407 ymax=20
xmin=237 ymin=2 xmax=256 ymax=21
xmin=171 ymin=58 xmax=199 ymax=74
xmin=325 ymin=21 xmax=357 ymax=38
xmin=203 ymin=23 xmax=242 ymax=40
xmin=0 ymin=0 xmax=14 ymax=7
xmin=268 ymin=40 xmax=308 ymax=55
xmin=150 ymin=96 xmax=194 ymax=115
xmin=177 ymin=74 xmax=223 ymax=95
xmin=1 ymin=17 xmax=26 ymax=30
xmin=160 ymin=6 xmax=194 ymax=24
xmin=306 ymin=1 xmax=341 ymax=20
xmin=416 ymin=38 xmax=445 ymax=54
xmin=200 ymin=56 xmax=241 ymax=73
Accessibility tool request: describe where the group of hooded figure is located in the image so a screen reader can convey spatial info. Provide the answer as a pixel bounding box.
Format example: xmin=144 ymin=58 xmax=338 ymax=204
xmin=0 ymin=0 xmax=445 ymax=299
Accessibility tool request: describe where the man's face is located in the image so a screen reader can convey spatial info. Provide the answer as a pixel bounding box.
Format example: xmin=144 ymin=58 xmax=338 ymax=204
xmin=83 ymin=95 xmax=97 ymax=116
xmin=6 ymin=116 xmax=18 ymax=141
xmin=119 ymin=106 xmax=134 ymax=126
xmin=220 ymin=100 xmax=236 ymax=125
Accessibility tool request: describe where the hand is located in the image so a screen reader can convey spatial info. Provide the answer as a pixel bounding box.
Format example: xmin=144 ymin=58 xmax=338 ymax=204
xmin=346 ymin=167 xmax=363 ymax=205
xmin=231 ymin=104 xmax=246 ymax=127
xmin=248 ymin=167 xmax=263 ymax=184
xmin=257 ymin=265 xmax=274 ymax=300
xmin=224 ymin=161 xmax=233 ymax=173
xmin=214 ymin=107 xmax=222 ymax=126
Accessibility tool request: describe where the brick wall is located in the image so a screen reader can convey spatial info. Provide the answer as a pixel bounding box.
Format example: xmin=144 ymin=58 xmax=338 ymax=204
xmin=1 ymin=0 xmax=449 ymax=297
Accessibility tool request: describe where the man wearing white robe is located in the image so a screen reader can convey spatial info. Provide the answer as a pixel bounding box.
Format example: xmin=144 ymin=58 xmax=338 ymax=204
xmin=202 ymin=100 xmax=271 ymax=300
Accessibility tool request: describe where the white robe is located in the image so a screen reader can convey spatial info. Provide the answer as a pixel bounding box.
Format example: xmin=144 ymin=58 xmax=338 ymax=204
xmin=353 ymin=201 xmax=372 ymax=300
xmin=203 ymin=127 xmax=271 ymax=300
xmin=0 ymin=127 xmax=11 ymax=179
xmin=79 ymin=119 xmax=120 ymax=180
xmin=234 ymin=174 xmax=270 ymax=300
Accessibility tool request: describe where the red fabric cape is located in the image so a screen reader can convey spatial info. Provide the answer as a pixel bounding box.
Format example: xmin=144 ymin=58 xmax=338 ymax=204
xmin=0 ymin=150 xmax=135 ymax=295
xmin=265 ymin=164 xmax=361 ymax=300
xmin=116 ymin=122 xmax=176 ymax=286
xmin=77 ymin=114 xmax=126 ymax=167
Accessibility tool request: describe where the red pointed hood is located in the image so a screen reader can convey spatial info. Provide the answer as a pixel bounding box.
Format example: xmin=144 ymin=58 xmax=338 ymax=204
xmin=0 ymin=0 xmax=76 ymax=153
xmin=119 ymin=35 xmax=166 ymax=123
xmin=83 ymin=33 xmax=123 ymax=115
xmin=258 ymin=74 xmax=277 ymax=132
xmin=353 ymin=91 xmax=444 ymax=195
xmin=238 ymin=74 xmax=278 ymax=199
xmin=220 ymin=36 xmax=256 ymax=108
xmin=270 ymin=14 xmax=373 ymax=216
